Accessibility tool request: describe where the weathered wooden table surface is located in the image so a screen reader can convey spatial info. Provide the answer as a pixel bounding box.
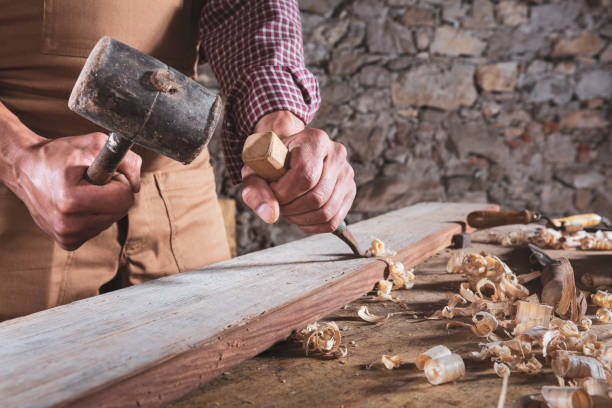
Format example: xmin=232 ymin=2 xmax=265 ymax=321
xmin=169 ymin=228 xmax=612 ymax=408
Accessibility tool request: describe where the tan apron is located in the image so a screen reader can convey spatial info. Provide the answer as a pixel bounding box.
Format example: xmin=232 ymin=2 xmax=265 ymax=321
xmin=0 ymin=0 xmax=230 ymax=321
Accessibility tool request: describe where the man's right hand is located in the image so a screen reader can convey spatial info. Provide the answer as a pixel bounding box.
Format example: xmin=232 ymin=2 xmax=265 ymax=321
xmin=9 ymin=133 xmax=141 ymax=251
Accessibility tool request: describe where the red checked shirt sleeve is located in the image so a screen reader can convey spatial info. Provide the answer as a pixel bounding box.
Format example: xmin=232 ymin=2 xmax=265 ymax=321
xmin=199 ymin=0 xmax=321 ymax=184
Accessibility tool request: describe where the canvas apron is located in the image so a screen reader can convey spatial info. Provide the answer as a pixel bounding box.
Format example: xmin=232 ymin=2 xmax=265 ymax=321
xmin=0 ymin=0 xmax=230 ymax=320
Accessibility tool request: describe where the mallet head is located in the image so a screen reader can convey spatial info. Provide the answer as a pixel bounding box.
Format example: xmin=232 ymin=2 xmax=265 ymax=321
xmin=69 ymin=36 xmax=222 ymax=164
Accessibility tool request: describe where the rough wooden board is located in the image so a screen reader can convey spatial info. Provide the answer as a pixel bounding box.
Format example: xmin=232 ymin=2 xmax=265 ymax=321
xmin=169 ymin=239 xmax=612 ymax=408
xmin=0 ymin=202 xmax=495 ymax=408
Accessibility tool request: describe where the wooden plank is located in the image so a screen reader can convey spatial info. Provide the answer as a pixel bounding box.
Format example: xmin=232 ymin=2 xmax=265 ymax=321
xmin=168 ymin=238 xmax=612 ymax=408
xmin=0 ymin=202 xmax=496 ymax=408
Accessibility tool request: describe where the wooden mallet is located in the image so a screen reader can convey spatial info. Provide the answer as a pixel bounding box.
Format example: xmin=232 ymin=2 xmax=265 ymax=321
xmin=69 ymin=36 xmax=222 ymax=185
xmin=242 ymin=131 xmax=362 ymax=256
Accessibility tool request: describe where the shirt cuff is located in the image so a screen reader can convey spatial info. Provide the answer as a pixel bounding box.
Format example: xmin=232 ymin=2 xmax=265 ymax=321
xmin=222 ymin=65 xmax=320 ymax=184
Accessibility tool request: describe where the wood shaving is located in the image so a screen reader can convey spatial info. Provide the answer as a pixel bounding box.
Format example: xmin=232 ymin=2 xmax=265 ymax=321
xmin=541 ymin=258 xmax=581 ymax=322
xmin=416 ymin=345 xmax=452 ymax=370
xmin=552 ymin=353 xmax=607 ymax=380
xmin=541 ymin=386 xmax=593 ymax=408
xmin=293 ymin=322 xmax=347 ymax=359
xmin=366 ymin=353 xmax=410 ymax=370
xmin=387 ymin=260 xmax=415 ymax=290
xmin=365 ymin=238 xmax=396 ymax=257
xmin=514 ymin=301 xmax=553 ymax=334
xmin=357 ymin=306 xmax=389 ymax=323
xmin=595 ymin=308 xmax=612 ymax=323
xmin=591 ymin=290 xmax=612 ymax=309
xmin=423 ymin=353 xmax=465 ymax=385
xmin=495 ymin=227 xmax=612 ymax=251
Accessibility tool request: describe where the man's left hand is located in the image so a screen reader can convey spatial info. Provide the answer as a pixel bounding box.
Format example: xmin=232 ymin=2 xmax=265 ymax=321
xmin=241 ymin=110 xmax=356 ymax=234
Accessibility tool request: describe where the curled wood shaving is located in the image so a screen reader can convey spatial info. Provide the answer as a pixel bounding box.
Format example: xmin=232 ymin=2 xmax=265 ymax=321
xmin=496 ymin=227 xmax=612 ymax=251
xmin=365 ymin=238 xmax=396 ymax=257
xmin=592 ymin=290 xmax=612 ymax=309
xmin=514 ymin=301 xmax=553 ymax=334
xmin=416 ymin=345 xmax=452 ymax=370
xmin=552 ymin=352 xmax=607 ymax=380
xmin=293 ymin=322 xmax=347 ymax=359
xmin=541 ymin=386 xmax=593 ymax=408
xmin=376 ymin=279 xmax=396 ymax=301
xmin=423 ymin=353 xmax=465 ymax=385
xmin=499 ymin=230 xmax=530 ymax=246
xmin=595 ymin=308 xmax=612 ymax=323
xmin=579 ymin=378 xmax=610 ymax=397
xmin=580 ymin=230 xmax=612 ymax=250
xmin=578 ymin=317 xmax=592 ymax=331
xmin=366 ymin=353 xmax=410 ymax=370
xmin=387 ymin=260 xmax=415 ymax=290
xmin=357 ymin=306 xmax=389 ymax=323
xmin=381 ymin=354 xmax=404 ymax=369
xmin=515 ymin=356 xmax=543 ymax=375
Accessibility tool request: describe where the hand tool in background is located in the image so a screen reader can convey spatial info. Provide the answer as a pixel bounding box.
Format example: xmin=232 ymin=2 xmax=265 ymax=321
xmin=528 ymin=244 xmax=585 ymax=322
xmin=69 ymin=36 xmax=222 ymax=185
xmin=242 ymin=131 xmax=362 ymax=256
xmin=467 ymin=209 xmax=611 ymax=232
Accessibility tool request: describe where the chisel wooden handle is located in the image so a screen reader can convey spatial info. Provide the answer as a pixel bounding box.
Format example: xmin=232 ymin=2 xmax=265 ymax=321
xmin=467 ymin=210 xmax=539 ymax=229
xmin=242 ymin=131 xmax=362 ymax=255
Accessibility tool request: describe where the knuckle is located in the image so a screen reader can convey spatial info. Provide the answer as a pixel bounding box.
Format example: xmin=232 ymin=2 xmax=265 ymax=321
xmin=335 ymin=142 xmax=348 ymax=160
xmin=320 ymin=205 xmax=336 ymax=223
xmin=310 ymin=189 xmax=328 ymax=209
xmin=299 ymin=169 xmax=318 ymax=191
xmin=57 ymin=192 xmax=78 ymax=214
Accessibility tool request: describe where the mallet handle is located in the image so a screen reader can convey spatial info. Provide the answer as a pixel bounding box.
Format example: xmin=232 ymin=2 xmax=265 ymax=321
xmin=85 ymin=132 xmax=135 ymax=185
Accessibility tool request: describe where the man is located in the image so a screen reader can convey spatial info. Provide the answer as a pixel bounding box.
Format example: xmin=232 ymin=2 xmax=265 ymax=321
xmin=0 ymin=0 xmax=356 ymax=320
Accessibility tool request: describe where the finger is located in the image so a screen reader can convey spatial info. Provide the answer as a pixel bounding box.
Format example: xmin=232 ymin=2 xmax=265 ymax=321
xmin=55 ymin=173 xmax=135 ymax=216
xmin=280 ymin=143 xmax=346 ymax=216
xmin=241 ymin=171 xmax=280 ymax=224
xmin=52 ymin=213 xmax=121 ymax=250
xmin=295 ymin=185 xmax=356 ymax=234
xmin=270 ymin=129 xmax=330 ymax=204
xmin=116 ymin=150 xmax=142 ymax=193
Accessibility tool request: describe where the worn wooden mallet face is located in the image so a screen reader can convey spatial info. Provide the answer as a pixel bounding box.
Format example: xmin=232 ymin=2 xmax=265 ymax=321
xmin=69 ymin=36 xmax=222 ymax=164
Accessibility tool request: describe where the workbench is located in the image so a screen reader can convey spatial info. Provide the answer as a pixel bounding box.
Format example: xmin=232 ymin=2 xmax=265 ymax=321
xmin=168 ymin=230 xmax=612 ymax=408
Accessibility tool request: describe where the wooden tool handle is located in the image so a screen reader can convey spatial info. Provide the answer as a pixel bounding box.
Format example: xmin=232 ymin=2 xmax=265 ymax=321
xmin=550 ymin=213 xmax=602 ymax=229
xmin=467 ymin=210 xmax=538 ymax=229
xmin=241 ymin=131 xmax=289 ymax=181
xmin=85 ymin=132 xmax=135 ymax=185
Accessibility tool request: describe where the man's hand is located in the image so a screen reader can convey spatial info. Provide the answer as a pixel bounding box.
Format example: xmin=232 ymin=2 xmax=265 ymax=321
xmin=241 ymin=111 xmax=356 ymax=233
xmin=8 ymin=133 xmax=141 ymax=250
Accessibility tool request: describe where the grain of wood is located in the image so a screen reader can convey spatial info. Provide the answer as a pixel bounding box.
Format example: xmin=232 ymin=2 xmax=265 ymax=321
xmin=0 ymin=202 xmax=496 ymax=408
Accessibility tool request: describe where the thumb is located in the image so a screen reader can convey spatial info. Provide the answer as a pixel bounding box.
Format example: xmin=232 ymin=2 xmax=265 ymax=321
xmin=242 ymin=173 xmax=279 ymax=224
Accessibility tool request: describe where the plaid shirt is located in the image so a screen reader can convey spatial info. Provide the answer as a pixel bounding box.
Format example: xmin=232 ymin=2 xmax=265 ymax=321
xmin=199 ymin=0 xmax=321 ymax=184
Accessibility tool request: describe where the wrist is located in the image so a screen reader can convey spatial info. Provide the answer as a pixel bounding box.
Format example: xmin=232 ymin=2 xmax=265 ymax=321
xmin=0 ymin=106 xmax=47 ymax=191
xmin=254 ymin=110 xmax=305 ymax=140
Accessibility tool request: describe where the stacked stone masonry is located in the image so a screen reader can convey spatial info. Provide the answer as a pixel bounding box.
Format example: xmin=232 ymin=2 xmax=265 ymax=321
xmin=199 ymin=0 xmax=612 ymax=255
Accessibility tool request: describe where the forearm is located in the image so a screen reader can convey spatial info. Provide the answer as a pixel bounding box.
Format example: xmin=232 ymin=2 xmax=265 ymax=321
xmin=199 ymin=0 xmax=320 ymax=183
xmin=0 ymin=101 xmax=46 ymax=192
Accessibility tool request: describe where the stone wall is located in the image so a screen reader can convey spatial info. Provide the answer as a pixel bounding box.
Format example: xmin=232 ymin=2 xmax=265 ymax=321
xmin=200 ymin=0 xmax=612 ymax=255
